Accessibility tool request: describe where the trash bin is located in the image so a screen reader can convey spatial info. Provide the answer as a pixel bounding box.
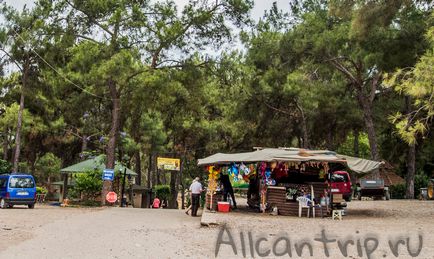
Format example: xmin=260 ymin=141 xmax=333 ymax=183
xmin=130 ymin=185 xmax=154 ymax=208
xmin=420 ymin=188 xmax=428 ymax=200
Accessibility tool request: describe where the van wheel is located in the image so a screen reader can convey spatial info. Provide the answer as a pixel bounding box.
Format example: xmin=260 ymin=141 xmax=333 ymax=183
xmin=0 ymin=199 xmax=8 ymax=209
xmin=28 ymin=203 xmax=35 ymax=209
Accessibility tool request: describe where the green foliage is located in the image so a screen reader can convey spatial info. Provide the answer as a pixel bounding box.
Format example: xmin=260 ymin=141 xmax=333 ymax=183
xmin=154 ymin=185 xmax=171 ymax=201
xmin=385 ymin=23 xmax=434 ymax=144
xmin=0 ymin=1 xmax=432 ymax=202
xmin=72 ymin=171 xmax=103 ymax=201
xmin=0 ymin=159 xmax=11 ymax=174
xmin=337 ymin=132 xmax=371 ymax=159
xmin=34 ymin=153 xmax=62 ymax=185
xmin=36 ymin=186 xmax=48 ymax=194
xmin=415 ymin=172 xmax=431 ymax=198
xmin=389 ymin=184 xmax=406 ymax=199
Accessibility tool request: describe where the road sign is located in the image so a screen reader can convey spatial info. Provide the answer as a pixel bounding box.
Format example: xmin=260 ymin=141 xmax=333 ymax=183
xmin=102 ymin=169 xmax=114 ymax=181
xmin=157 ymin=157 xmax=181 ymax=171
xmin=106 ymin=191 xmax=117 ymax=203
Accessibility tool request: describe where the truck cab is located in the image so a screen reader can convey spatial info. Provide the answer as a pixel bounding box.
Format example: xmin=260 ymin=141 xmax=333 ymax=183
xmin=0 ymin=174 xmax=37 ymax=209
xmin=330 ymin=171 xmax=352 ymax=201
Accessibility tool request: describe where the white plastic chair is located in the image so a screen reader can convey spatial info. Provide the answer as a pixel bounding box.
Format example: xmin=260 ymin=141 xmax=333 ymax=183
xmin=296 ymin=196 xmax=314 ymax=218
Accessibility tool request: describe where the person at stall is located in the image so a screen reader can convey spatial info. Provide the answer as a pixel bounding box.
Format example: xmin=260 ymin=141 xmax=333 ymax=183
xmin=220 ymin=171 xmax=237 ymax=209
xmin=189 ymin=177 xmax=203 ymax=217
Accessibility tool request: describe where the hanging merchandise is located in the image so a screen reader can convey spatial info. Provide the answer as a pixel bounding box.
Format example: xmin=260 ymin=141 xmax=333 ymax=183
xmin=228 ymin=163 xmax=240 ymax=182
xmin=274 ymin=162 xmax=288 ymax=180
xmin=321 ymin=162 xmax=330 ymax=173
xmin=319 ymin=169 xmax=326 ymax=179
xmin=207 ymin=165 xmax=220 ymax=211
xmin=265 ymin=167 xmax=271 ymax=179
xmin=207 ymin=166 xmax=220 ymax=192
xmin=267 ymin=178 xmax=276 ymax=186
xmin=249 ymin=164 xmax=256 ymax=175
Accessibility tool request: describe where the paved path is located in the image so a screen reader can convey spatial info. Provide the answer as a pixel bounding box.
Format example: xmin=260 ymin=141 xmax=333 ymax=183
xmin=0 ymin=207 xmax=213 ymax=259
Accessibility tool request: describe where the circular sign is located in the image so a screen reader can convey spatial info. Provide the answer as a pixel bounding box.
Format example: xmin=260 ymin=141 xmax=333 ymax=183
xmin=106 ymin=191 xmax=118 ymax=203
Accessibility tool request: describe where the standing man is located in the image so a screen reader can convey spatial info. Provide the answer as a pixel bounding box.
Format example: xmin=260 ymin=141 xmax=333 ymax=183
xmin=220 ymin=172 xmax=237 ymax=209
xmin=189 ymin=177 xmax=202 ymax=217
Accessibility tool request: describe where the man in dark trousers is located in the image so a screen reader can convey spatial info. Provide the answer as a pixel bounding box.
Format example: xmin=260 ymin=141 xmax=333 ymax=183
xmin=189 ymin=177 xmax=203 ymax=216
xmin=220 ymin=172 xmax=237 ymax=209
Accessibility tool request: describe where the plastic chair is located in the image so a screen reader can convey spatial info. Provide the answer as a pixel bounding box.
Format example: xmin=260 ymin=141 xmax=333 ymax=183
xmin=296 ymin=196 xmax=314 ymax=218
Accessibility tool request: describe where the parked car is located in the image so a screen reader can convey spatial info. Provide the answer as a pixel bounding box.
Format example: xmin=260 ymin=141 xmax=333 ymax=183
xmin=355 ymin=179 xmax=390 ymax=200
xmin=329 ymin=171 xmax=352 ymax=201
xmin=0 ymin=173 xmax=37 ymax=209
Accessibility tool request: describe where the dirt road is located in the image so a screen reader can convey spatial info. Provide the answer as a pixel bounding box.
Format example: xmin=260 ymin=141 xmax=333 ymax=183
xmin=0 ymin=200 xmax=433 ymax=259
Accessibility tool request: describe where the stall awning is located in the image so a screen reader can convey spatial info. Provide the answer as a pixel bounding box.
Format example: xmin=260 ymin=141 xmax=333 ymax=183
xmin=60 ymin=155 xmax=137 ymax=176
xmin=197 ymin=148 xmax=383 ymax=174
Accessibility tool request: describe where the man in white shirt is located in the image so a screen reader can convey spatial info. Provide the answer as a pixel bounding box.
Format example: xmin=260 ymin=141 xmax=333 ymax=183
xmin=189 ymin=177 xmax=203 ymax=217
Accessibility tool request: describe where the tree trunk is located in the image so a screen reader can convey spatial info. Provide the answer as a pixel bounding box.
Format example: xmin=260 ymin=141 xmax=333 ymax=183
xmin=12 ymin=90 xmax=25 ymax=173
xmin=357 ymin=91 xmax=379 ymax=162
xmin=326 ymin=128 xmax=334 ymax=150
xmin=169 ymin=171 xmax=177 ymax=209
xmin=405 ymin=96 xmax=416 ymax=199
xmin=296 ymin=102 xmax=309 ymax=149
xmin=102 ymin=79 xmax=120 ymax=205
xmin=406 ymin=143 xmax=416 ymax=199
xmin=134 ymin=150 xmax=141 ymax=186
xmin=353 ymin=129 xmax=360 ymax=157
xmin=81 ymin=135 xmax=88 ymax=157
xmin=148 ymin=152 xmax=153 ymax=188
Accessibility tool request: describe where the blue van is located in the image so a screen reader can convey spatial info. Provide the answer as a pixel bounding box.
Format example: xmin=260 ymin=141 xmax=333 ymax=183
xmin=0 ymin=174 xmax=36 ymax=209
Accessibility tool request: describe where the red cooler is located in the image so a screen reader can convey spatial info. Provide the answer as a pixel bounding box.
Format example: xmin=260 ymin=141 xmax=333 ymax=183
xmin=217 ymin=201 xmax=230 ymax=212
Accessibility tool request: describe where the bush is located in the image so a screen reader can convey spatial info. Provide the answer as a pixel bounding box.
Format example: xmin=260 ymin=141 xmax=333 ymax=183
xmin=0 ymin=159 xmax=11 ymax=174
xmin=154 ymin=185 xmax=171 ymax=201
xmin=414 ymin=173 xmax=430 ymax=198
xmin=36 ymin=186 xmax=48 ymax=194
xmin=389 ymin=184 xmax=406 ymax=199
xmin=72 ymin=171 xmax=102 ymax=201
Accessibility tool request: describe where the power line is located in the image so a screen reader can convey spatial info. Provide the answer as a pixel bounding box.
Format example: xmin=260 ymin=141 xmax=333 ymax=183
xmin=10 ymin=27 xmax=108 ymax=100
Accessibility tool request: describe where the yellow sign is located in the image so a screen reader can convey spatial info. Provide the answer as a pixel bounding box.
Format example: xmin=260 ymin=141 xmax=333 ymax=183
xmin=157 ymin=157 xmax=181 ymax=171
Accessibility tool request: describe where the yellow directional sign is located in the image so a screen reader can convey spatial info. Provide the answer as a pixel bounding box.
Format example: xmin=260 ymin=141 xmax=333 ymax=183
xmin=157 ymin=157 xmax=181 ymax=171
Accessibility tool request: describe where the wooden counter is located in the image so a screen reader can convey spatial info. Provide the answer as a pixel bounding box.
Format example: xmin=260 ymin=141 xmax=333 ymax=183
xmin=267 ymin=186 xmax=324 ymax=217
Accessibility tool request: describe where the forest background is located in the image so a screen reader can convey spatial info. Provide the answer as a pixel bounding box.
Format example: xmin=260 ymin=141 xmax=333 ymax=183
xmin=0 ymin=0 xmax=432 ymax=202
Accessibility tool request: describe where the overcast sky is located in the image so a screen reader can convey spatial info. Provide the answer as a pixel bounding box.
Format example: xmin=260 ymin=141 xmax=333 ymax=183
xmin=3 ymin=0 xmax=291 ymax=21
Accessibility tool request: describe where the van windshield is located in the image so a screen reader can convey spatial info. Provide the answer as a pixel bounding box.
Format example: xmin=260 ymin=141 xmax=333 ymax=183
xmin=9 ymin=177 xmax=35 ymax=188
xmin=331 ymin=173 xmax=349 ymax=183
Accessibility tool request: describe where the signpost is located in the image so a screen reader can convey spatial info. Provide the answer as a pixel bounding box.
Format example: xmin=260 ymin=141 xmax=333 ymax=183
xmin=106 ymin=191 xmax=117 ymax=203
xmin=157 ymin=157 xmax=181 ymax=171
xmin=102 ymin=169 xmax=114 ymax=181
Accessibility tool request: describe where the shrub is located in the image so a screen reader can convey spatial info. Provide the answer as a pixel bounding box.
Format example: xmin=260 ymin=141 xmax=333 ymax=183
xmin=0 ymin=159 xmax=11 ymax=174
xmin=414 ymin=173 xmax=430 ymax=198
xmin=389 ymin=184 xmax=406 ymax=199
xmin=154 ymin=185 xmax=171 ymax=201
xmin=36 ymin=186 xmax=48 ymax=194
xmin=72 ymin=171 xmax=102 ymax=201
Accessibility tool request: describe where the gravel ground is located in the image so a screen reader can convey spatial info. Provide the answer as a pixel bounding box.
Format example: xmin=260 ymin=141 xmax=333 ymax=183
xmin=0 ymin=200 xmax=433 ymax=259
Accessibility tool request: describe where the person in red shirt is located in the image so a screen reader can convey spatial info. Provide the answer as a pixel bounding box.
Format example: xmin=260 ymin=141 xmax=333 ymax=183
xmin=152 ymin=197 xmax=160 ymax=208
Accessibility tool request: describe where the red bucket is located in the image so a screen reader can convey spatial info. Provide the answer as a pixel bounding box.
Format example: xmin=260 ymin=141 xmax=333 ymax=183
xmin=218 ymin=202 xmax=230 ymax=212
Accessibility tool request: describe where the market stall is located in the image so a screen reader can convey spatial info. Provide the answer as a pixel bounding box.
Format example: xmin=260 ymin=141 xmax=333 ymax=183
xmin=198 ymin=148 xmax=383 ymax=217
